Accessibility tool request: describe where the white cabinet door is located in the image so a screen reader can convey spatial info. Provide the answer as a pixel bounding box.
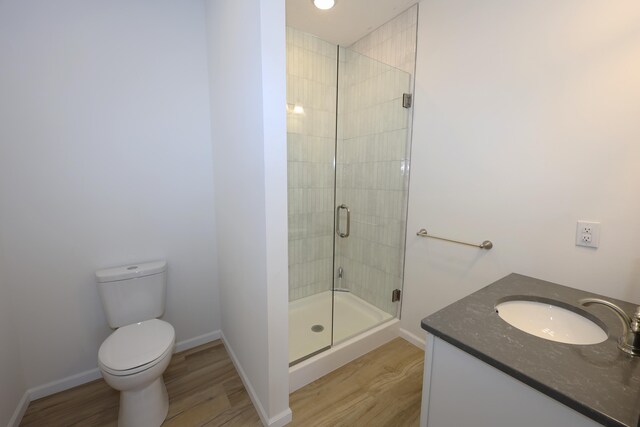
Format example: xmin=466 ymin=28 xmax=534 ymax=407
xmin=421 ymin=334 xmax=602 ymax=427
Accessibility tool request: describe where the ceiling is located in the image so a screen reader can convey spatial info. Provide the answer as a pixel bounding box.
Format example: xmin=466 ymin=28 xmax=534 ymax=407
xmin=286 ymin=0 xmax=419 ymax=46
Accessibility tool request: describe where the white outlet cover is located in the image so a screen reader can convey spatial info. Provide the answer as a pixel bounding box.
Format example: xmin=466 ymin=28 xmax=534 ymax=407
xmin=576 ymin=221 xmax=601 ymax=248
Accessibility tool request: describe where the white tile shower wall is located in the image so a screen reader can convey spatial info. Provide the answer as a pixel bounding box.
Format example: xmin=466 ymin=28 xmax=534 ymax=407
xmin=286 ymin=27 xmax=337 ymax=301
xmin=335 ymin=48 xmax=412 ymax=315
xmin=349 ymin=5 xmax=418 ymax=75
xmin=335 ymin=6 xmax=418 ymax=315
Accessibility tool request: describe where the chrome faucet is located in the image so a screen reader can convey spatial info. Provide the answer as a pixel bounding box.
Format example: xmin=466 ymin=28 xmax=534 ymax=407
xmin=579 ymin=298 xmax=640 ymax=356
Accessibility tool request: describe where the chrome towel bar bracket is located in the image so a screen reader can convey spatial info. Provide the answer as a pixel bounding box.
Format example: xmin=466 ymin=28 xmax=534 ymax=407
xmin=416 ymin=229 xmax=493 ymax=250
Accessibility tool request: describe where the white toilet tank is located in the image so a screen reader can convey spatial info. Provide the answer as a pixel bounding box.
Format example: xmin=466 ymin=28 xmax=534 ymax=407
xmin=96 ymin=260 xmax=167 ymax=328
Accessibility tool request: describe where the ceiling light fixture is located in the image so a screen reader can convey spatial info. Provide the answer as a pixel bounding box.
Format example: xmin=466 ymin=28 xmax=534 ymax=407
xmin=313 ymin=0 xmax=335 ymax=10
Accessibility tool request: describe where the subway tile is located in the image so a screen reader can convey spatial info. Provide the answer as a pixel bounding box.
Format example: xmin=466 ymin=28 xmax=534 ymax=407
xmin=288 ymin=22 xmax=415 ymax=311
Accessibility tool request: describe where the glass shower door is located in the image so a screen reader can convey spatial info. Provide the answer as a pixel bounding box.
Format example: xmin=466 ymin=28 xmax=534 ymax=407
xmin=286 ymin=27 xmax=415 ymax=365
xmin=286 ymin=28 xmax=338 ymax=364
xmin=332 ymin=47 xmax=413 ymax=344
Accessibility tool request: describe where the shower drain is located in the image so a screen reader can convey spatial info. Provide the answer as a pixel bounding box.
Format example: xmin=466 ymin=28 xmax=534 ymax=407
xmin=311 ymin=324 xmax=324 ymax=333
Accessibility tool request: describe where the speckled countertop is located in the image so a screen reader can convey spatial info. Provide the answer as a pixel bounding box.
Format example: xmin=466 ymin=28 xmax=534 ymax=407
xmin=421 ymin=273 xmax=640 ymax=427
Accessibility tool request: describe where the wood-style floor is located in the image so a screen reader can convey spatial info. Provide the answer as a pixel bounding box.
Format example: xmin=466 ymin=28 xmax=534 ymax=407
xmin=21 ymin=337 xmax=424 ymax=427
xmin=289 ymin=338 xmax=423 ymax=426
xmin=21 ymin=340 xmax=261 ymax=426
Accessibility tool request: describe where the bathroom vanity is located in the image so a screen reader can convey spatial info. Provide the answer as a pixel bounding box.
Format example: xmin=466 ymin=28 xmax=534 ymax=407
xmin=420 ymin=274 xmax=640 ymax=427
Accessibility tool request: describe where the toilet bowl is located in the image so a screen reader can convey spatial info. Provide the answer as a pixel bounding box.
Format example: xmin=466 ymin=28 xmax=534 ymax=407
xmin=98 ymin=318 xmax=175 ymax=427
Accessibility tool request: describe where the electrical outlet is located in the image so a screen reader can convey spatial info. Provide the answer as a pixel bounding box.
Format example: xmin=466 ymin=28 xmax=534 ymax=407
xmin=576 ymin=221 xmax=600 ymax=248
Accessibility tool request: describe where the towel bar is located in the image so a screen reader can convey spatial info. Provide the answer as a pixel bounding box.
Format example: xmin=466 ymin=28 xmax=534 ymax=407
xmin=416 ymin=229 xmax=493 ymax=250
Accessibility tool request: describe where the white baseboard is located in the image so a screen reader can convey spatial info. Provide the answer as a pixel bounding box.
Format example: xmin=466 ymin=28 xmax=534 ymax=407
xmin=27 ymin=329 xmax=222 ymax=402
xmin=399 ymin=327 xmax=426 ymax=349
xmin=289 ymin=318 xmax=400 ymax=393
xmin=220 ymin=332 xmax=292 ymax=427
xmin=10 ymin=329 xmax=222 ymax=427
xmin=220 ymin=332 xmax=268 ymax=425
xmin=28 ymin=367 xmax=102 ymax=401
xmin=222 ymin=333 xmax=269 ymax=426
xmin=174 ymin=329 xmax=222 ymax=353
xmin=7 ymin=391 xmax=30 ymax=427
xmin=268 ymin=408 xmax=293 ymax=427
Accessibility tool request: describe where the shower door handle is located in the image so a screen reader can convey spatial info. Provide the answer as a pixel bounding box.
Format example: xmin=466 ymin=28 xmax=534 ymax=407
xmin=336 ymin=204 xmax=350 ymax=238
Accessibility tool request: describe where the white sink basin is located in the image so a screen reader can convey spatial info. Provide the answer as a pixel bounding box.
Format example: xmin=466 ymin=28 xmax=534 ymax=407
xmin=495 ymin=300 xmax=608 ymax=345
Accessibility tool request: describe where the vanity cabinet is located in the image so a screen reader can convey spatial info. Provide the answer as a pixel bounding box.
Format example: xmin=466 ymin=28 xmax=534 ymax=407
xmin=419 ymin=274 xmax=640 ymax=427
xmin=420 ymin=335 xmax=602 ymax=427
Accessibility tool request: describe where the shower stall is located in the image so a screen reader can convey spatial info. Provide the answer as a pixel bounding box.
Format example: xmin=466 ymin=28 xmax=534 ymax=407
xmin=286 ymin=8 xmax=417 ymax=365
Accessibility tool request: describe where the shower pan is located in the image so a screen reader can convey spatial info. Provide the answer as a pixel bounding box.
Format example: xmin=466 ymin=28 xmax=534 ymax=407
xmin=286 ymin=8 xmax=417 ymax=365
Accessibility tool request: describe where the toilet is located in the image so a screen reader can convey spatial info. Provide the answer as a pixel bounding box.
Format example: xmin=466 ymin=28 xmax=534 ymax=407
xmin=96 ymin=260 xmax=175 ymax=427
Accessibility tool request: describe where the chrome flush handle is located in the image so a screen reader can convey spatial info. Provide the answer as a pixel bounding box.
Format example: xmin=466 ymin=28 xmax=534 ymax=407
xmin=579 ymin=298 xmax=640 ymax=356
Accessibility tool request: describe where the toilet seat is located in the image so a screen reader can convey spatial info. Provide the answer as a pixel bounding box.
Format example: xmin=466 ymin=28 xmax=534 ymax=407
xmin=99 ymin=319 xmax=175 ymax=377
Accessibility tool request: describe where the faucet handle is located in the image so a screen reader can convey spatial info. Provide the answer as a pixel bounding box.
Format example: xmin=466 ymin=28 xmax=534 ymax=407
xmin=632 ymin=307 xmax=640 ymax=333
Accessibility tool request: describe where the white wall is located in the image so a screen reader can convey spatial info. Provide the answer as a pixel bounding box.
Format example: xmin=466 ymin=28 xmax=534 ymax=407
xmin=0 ymin=255 xmax=26 ymax=427
xmin=205 ymin=0 xmax=290 ymax=425
xmin=402 ymin=0 xmax=640 ymax=341
xmin=0 ymin=0 xmax=220 ymax=392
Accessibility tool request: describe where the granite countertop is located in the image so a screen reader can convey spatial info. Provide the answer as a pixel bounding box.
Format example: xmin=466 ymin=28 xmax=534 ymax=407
xmin=421 ymin=273 xmax=640 ymax=427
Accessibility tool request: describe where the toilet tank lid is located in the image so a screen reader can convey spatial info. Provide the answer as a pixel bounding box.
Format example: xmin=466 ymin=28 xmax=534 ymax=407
xmin=96 ymin=260 xmax=167 ymax=283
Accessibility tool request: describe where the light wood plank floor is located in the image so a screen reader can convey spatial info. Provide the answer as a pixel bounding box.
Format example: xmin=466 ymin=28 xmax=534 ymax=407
xmin=289 ymin=338 xmax=424 ymax=426
xmin=21 ymin=337 xmax=423 ymax=427
xmin=21 ymin=340 xmax=261 ymax=426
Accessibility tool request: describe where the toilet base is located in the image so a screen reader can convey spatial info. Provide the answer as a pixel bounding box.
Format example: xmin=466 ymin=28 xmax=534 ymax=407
xmin=118 ymin=376 xmax=169 ymax=427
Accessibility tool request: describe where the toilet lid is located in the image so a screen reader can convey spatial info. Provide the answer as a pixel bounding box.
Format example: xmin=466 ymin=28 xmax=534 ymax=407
xmin=99 ymin=319 xmax=174 ymax=373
